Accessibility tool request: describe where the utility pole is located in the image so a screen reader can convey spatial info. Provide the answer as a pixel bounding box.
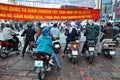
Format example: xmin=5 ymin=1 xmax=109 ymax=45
xmin=96 ymin=0 xmax=103 ymax=54
xmin=113 ymin=0 xmax=117 ymax=27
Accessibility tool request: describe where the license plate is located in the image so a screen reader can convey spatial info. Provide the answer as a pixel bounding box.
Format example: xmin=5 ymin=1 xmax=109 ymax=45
xmin=35 ymin=60 xmax=43 ymax=67
xmin=55 ymin=44 xmax=60 ymax=48
xmin=110 ymin=51 xmax=116 ymax=56
xmin=33 ymin=48 xmax=36 ymax=52
xmin=72 ymin=51 xmax=78 ymax=55
xmin=89 ymin=47 xmax=95 ymax=51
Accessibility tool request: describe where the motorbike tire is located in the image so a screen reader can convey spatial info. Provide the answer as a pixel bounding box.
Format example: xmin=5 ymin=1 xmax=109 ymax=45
xmin=27 ymin=47 xmax=35 ymax=59
xmin=0 ymin=52 xmax=8 ymax=59
xmin=18 ymin=41 xmax=22 ymax=51
xmin=89 ymin=56 xmax=93 ymax=63
xmin=54 ymin=48 xmax=59 ymax=53
xmin=72 ymin=58 xmax=76 ymax=64
xmin=108 ymin=55 xmax=112 ymax=59
xmin=38 ymin=64 xmax=46 ymax=80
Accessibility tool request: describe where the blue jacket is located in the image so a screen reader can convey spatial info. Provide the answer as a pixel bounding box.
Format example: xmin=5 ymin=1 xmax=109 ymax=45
xmin=65 ymin=27 xmax=78 ymax=42
xmin=36 ymin=35 xmax=53 ymax=55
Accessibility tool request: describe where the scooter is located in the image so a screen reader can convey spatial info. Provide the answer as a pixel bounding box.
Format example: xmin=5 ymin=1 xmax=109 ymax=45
xmin=102 ymin=39 xmax=116 ymax=59
xmin=86 ymin=40 xmax=96 ymax=63
xmin=34 ymin=52 xmax=53 ymax=80
xmin=66 ymin=40 xmax=79 ymax=64
xmin=0 ymin=34 xmax=22 ymax=59
xmin=53 ymin=38 xmax=61 ymax=53
xmin=27 ymin=41 xmax=36 ymax=59
xmin=113 ymin=33 xmax=120 ymax=47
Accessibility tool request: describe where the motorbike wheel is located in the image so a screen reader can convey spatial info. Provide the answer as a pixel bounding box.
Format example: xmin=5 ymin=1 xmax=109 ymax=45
xmin=108 ymin=55 xmax=112 ymax=59
xmin=38 ymin=64 xmax=46 ymax=80
xmin=54 ymin=48 xmax=59 ymax=53
xmin=0 ymin=52 xmax=8 ymax=59
xmin=18 ymin=41 xmax=22 ymax=51
xmin=72 ymin=58 xmax=76 ymax=64
xmin=89 ymin=56 xmax=93 ymax=63
xmin=27 ymin=48 xmax=35 ymax=59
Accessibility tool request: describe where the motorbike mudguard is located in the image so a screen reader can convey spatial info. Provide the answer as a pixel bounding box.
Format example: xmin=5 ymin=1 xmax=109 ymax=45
xmin=35 ymin=67 xmax=41 ymax=73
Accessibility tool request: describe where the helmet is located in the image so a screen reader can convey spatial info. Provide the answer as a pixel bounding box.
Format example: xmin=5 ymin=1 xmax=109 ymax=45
xmin=106 ymin=22 xmax=112 ymax=26
xmin=70 ymin=22 xmax=75 ymax=27
xmin=6 ymin=21 xmax=10 ymax=27
xmin=40 ymin=22 xmax=48 ymax=28
xmin=38 ymin=22 xmax=41 ymax=27
xmin=53 ymin=23 xmax=57 ymax=27
xmin=27 ymin=22 xmax=32 ymax=28
xmin=42 ymin=27 xmax=50 ymax=36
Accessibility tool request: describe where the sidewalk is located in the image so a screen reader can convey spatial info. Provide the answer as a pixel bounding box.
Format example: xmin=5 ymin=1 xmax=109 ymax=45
xmin=0 ymin=46 xmax=120 ymax=80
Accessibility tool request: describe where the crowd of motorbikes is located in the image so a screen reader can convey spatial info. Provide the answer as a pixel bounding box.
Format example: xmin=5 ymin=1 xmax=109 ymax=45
xmin=0 ymin=27 xmax=119 ymax=80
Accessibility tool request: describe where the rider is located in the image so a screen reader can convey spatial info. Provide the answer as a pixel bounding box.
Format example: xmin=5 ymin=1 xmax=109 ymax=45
xmin=36 ymin=27 xmax=62 ymax=70
xmin=35 ymin=22 xmax=41 ymax=40
xmin=81 ymin=23 xmax=99 ymax=54
xmin=62 ymin=21 xmax=78 ymax=58
xmin=102 ymin=22 xmax=114 ymax=39
xmin=3 ymin=21 xmax=18 ymax=51
xmin=50 ymin=23 xmax=60 ymax=39
xmin=21 ymin=22 xmax=36 ymax=57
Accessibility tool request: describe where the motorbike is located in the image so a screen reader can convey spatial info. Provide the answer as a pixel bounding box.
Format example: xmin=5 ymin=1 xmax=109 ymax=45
xmin=0 ymin=34 xmax=22 ymax=58
xmin=85 ymin=40 xmax=96 ymax=63
xmin=66 ymin=40 xmax=79 ymax=64
xmin=27 ymin=41 xmax=37 ymax=59
xmin=102 ymin=39 xmax=116 ymax=59
xmin=113 ymin=33 xmax=120 ymax=47
xmin=34 ymin=52 xmax=53 ymax=80
xmin=53 ymin=38 xmax=61 ymax=53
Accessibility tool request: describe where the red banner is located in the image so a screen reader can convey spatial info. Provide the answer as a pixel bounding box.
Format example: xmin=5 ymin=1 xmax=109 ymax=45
xmin=0 ymin=3 xmax=100 ymax=21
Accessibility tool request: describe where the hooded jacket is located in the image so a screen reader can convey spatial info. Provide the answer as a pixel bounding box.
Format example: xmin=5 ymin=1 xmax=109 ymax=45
xmin=65 ymin=27 xmax=78 ymax=42
xmin=36 ymin=35 xmax=53 ymax=55
xmin=21 ymin=28 xmax=36 ymax=41
xmin=102 ymin=26 xmax=114 ymax=39
xmin=84 ymin=26 xmax=99 ymax=40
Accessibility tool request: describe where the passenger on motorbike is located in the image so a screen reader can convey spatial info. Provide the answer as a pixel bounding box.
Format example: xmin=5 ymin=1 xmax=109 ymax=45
xmin=36 ymin=23 xmax=62 ymax=70
xmin=36 ymin=22 xmax=41 ymax=40
xmin=21 ymin=22 xmax=36 ymax=57
xmin=102 ymin=22 xmax=114 ymax=39
xmin=50 ymin=23 xmax=60 ymax=39
xmin=3 ymin=21 xmax=18 ymax=51
xmin=62 ymin=22 xmax=78 ymax=58
xmin=81 ymin=23 xmax=99 ymax=54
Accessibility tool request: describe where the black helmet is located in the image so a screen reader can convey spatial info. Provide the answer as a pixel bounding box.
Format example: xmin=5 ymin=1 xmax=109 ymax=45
xmin=27 ymin=22 xmax=32 ymax=28
xmin=38 ymin=22 xmax=41 ymax=27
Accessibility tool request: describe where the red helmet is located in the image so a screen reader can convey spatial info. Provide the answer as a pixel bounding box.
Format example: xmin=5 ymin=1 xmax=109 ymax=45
xmin=106 ymin=22 xmax=112 ymax=26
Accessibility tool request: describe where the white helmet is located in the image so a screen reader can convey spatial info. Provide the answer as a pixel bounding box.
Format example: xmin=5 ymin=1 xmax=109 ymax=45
xmin=70 ymin=22 xmax=75 ymax=27
xmin=40 ymin=22 xmax=48 ymax=28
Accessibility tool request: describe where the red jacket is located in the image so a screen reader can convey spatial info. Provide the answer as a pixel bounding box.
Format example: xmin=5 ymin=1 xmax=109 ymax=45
xmin=36 ymin=29 xmax=56 ymax=41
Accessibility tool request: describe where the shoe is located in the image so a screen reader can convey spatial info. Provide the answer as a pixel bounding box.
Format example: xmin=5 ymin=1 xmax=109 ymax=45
xmin=21 ymin=54 xmax=24 ymax=57
xmin=49 ymin=59 xmax=54 ymax=66
xmin=57 ymin=66 xmax=62 ymax=70
xmin=62 ymin=53 xmax=64 ymax=58
xmin=16 ymin=53 xmax=19 ymax=55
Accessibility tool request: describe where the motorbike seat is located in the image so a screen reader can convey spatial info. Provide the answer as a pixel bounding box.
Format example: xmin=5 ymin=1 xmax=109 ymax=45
xmin=0 ymin=40 xmax=12 ymax=46
xmin=102 ymin=39 xmax=115 ymax=44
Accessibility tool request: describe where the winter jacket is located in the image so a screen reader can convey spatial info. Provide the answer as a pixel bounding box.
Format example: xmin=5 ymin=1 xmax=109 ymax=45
xmin=84 ymin=26 xmax=99 ymax=40
xmin=65 ymin=27 xmax=78 ymax=42
xmin=36 ymin=35 xmax=53 ymax=55
xmin=21 ymin=28 xmax=36 ymax=41
xmin=102 ymin=26 xmax=114 ymax=39
xmin=3 ymin=27 xmax=16 ymax=40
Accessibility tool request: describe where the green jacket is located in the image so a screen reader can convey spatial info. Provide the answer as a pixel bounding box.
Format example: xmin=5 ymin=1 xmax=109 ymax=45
xmin=84 ymin=26 xmax=99 ymax=40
